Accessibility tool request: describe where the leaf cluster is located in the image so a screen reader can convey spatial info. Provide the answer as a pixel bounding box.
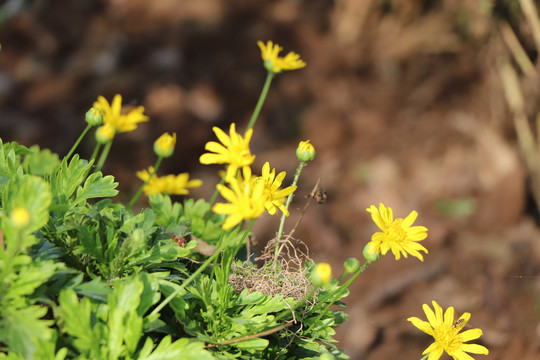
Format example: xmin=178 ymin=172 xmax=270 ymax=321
xmin=0 ymin=139 xmax=348 ymax=359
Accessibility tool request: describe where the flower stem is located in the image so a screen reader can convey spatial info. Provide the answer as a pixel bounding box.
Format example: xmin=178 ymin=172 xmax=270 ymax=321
xmin=128 ymin=156 xmax=163 ymax=208
xmin=95 ymin=141 xmax=112 ymax=172
xmin=150 ymin=220 xmax=255 ymax=317
xmin=90 ymin=143 xmax=102 ymax=165
xmin=274 ymin=160 xmax=306 ymax=263
xmin=66 ymin=124 xmax=92 ymax=161
xmin=246 ymin=72 xmax=274 ymax=132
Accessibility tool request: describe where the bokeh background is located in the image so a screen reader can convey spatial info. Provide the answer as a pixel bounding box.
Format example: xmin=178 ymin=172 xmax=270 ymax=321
xmin=2 ymin=0 xmax=540 ymax=358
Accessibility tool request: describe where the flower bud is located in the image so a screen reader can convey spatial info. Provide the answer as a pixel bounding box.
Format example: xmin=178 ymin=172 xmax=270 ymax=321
xmin=95 ymin=123 xmax=115 ymax=143
xmin=318 ymin=351 xmax=335 ymax=360
xmin=311 ymin=262 xmax=332 ymax=287
xmin=343 ymin=257 xmax=360 ymax=275
xmin=10 ymin=207 xmax=30 ymax=227
xmin=296 ymin=140 xmax=316 ymax=162
xmin=363 ymin=242 xmax=381 ymax=262
xmin=154 ymin=132 xmax=176 ymax=158
xmin=85 ymin=107 xmax=103 ymax=126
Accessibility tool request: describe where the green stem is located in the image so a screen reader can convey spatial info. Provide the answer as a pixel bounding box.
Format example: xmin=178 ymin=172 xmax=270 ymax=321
xmin=420 ymin=355 xmax=429 ymax=360
xmin=275 ymin=287 xmax=316 ymax=322
xmin=128 ymin=156 xmax=163 ymax=208
xmin=66 ymin=124 xmax=92 ymax=161
xmin=150 ymin=221 xmax=254 ymax=317
xmin=90 ymin=142 xmax=102 ymax=165
xmin=274 ymin=161 xmax=306 ymax=263
xmin=246 ymin=72 xmax=274 ymax=132
xmin=95 ymin=141 xmax=112 ymax=172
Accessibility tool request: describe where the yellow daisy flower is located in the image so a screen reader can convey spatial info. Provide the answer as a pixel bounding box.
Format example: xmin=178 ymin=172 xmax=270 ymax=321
xmin=93 ymin=94 xmax=149 ymax=133
xmin=366 ymin=203 xmax=428 ymax=261
xmin=407 ymin=301 xmax=489 ymax=360
xmin=257 ymin=41 xmax=306 ymax=74
xmin=256 ymin=162 xmax=296 ymax=216
xmin=212 ymin=167 xmax=266 ymax=230
xmin=136 ymin=167 xmax=202 ymax=196
xmin=199 ymin=123 xmax=255 ymax=181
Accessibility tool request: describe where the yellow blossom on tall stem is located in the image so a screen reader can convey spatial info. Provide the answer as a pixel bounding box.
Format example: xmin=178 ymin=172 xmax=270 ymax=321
xmin=93 ymin=94 xmax=149 ymax=133
xmin=256 ymin=162 xmax=296 ymax=216
xmin=408 ymin=301 xmax=489 ymax=360
xmin=366 ymin=203 xmax=428 ymax=261
xmin=212 ymin=167 xmax=266 ymax=230
xmin=257 ymin=40 xmax=306 ymax=73
xmin=199 ymin=123 xmax=255 ymax=181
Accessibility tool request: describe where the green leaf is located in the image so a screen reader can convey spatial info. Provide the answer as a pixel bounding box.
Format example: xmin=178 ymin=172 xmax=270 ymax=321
xmin=56 ymin=289 xmax=101 ymax=356
xmin=234 ymin=338 xmax=269 ymax=350
xmin=137 ymin=336 xmax=214 ymax=360
xmin=0 ymin=304 xmax=54 ymax=358
xmin=23 ymin=145 xmax=60 ymax=176
xmin=50 ymin=155 xmax=92 ymax=204
xmin=75 ymin=172 xmax=118 ymax=205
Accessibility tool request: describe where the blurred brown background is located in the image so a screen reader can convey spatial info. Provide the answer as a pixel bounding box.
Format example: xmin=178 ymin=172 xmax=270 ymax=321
xmin=1 ymin=0 xmax=540 ymax=358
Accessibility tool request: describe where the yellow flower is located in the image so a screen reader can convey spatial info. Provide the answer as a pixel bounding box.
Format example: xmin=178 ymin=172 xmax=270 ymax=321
xmin=366 ymin=203 xmax=428 ymax=261
xmin=10 ymin=207 xmax=30 ymax=227
xmin=407 ymin=301 xmax=489 ymax=360
xmin=95 ymin=123 xmax=116 ymax=143
xmin=311 ymin=263 xmax=332 ymax=287
xmin=257 ymin=41 xmax=306 ymax=74
xmin=154 ymin=132 xmax=176 ymax=158
xmin=256 ymin=162 xmax=296 ymax=216
xmin=199 ymin=123 xmax=255 ymax=181
xmin=212 ymin=167 xmax=266 ymax=229
xmin=93 ymin=94 xmax=149 ymax=133
xmin=136 ymin=167 xmax=202 ymax=195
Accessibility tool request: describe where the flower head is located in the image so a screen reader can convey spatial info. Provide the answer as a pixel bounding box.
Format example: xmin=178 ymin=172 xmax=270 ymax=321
xmin=136 ymin=167 xmax=202 ymax=196
xmin=296 ymin=140 xmax=316 ymax=162
xmin=154 ymin=132 xmax=176 ymax=158
xmin=407 ymin=301 xmax=489 ymax=360
xmin=256 ymin=162 xmax=296 ymax=216
xmin=93 ymin=94 xmax=149 ymax=133
xmin=366 ymin=203 xmax=428 ymax=261
xmin=199 ymin=123 xmax=255 ymax=181
xmin=257 ymin=41 xmax=306 ymax=74
xmin=212 ymin=167 xmax=266 ymax=229
xmin=311 ymin=263 xmax=332 ymax=287
xmin=95 ymin=123 xmax=116 ymax=143
xmin=85 ymin=106 xmax=103 ymax=126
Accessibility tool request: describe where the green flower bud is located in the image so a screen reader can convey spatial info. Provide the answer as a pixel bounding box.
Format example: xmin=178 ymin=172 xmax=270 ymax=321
xmin=296 ymin=140 xmax=316 ymax=162
xmin=343 ymin=257 xmax=360 ymax=275
xmin=85 ymin=107 xmax=103 ymax=126
xmin=311 ymin=262 xmax=332 ymax=287
xmin=363 ymin=242 xmax=381 ymax=262
xmin=318 ymin=351 xmax=335 ymax=360
xmin=154 ymin=132 xmax=176 ymax=158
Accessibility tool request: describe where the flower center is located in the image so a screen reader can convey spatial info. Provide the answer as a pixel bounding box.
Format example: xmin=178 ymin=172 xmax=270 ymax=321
xmin=385 ymin=219 xmax=407 ymax=243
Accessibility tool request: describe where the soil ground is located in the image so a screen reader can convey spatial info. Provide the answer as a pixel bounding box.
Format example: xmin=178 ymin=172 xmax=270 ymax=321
xmin=1 ymin=1 xmax=540 ymax=358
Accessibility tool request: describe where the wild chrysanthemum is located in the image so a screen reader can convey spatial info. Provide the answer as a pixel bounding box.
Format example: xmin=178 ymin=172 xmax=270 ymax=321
xmin=407 ymin=301 xmax=489 ymax=360
xmin=257 ymin=41 xmax=306 ymax=73
xmin=136 ymin=167 xmax=202 ymax=196
xmin=199 ymin=123 xmax=255 ymax=181
xmin=213 ymin=167 xmax=266 ymax=229
xmin=93 ymin=94 xmax=149 ymax=134
xmin=366 ymin=203 xmax=428 ymax=261
xmin=256 ymin=162 xmax=296 ymax=216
